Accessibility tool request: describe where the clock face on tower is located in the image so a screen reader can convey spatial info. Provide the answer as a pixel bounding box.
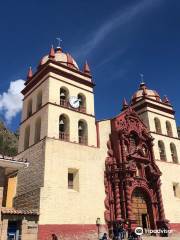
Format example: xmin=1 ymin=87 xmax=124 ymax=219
xmin=69 ymin=96 xmax=80 ymax=108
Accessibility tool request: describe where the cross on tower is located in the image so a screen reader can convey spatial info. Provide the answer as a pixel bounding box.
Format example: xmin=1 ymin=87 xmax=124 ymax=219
xmin=56 ymin=37 xmax=62 ymax=48
xmin=140 ymin=73 xmax=144 ymax=83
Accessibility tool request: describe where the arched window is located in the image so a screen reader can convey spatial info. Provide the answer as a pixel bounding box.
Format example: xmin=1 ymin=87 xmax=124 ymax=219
xmin=27 ymin=99 xmax=32 ymax=118
xmin=158 ymin=140 xmax=166 ymax=161
xmin=154 ymin=118 xmax=162 ymax=134
xmin=60 ymin=87 xmax=69 ymax=107
xmin=36 ymin=91 xmax=42 ymax=111
xmin=59 ymin=114 xmax=69 ymax=141
xmin=24 ymin=125 xmax=30 ymax=150
xmin=34 ymin=117 xmax=41 ymax=143
xmin=166 ymin=121 xmax=173 ymax=137
xmin=170 ymin=143 xmax=178 ymax=163
xmin=78 ymin=120 xmax=88 ymax=145
xmin=77 ymin=93 xmax=86 ymax=113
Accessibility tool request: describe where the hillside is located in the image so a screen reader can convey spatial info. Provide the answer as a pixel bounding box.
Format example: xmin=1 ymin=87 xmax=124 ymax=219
xmin=0 ymin=121 xmax=18 ymax=157
xmin=178 ymin=126 xmax=180 ymax=138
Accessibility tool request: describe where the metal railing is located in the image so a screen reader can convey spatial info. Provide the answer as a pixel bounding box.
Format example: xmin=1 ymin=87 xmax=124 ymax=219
xmin=167 ymin=130 xmax=173 ymax=137
xmin=60 ymin=99 xmax=86 ymax=113
xmin=160 ymin=153 xmax=166 ymax=161
xmin=156 ymin=127 xmax=162 ymax=134
xmin=78 ymin=136 xmax=88 ymax=145
xmin=59 ymin=132 xmax=69 ymax=141
xmin=172 ymin=154 xmax=178 ymax=163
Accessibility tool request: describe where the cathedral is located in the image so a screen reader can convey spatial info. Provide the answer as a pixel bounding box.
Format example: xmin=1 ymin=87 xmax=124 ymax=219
xmin=0 ymin=45 xmax=180 ymax=240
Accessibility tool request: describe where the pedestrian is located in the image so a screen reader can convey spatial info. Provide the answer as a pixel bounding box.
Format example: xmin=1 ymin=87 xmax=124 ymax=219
xmin=117 ymin=223 xmax=123 ymax=240
xmin=102 ymin=233 xmax=108 ymax=240
xmin=52 ymin=233 xmax=58 ymax=240
xmin=113 ymin=222 xmax=118 ymax=240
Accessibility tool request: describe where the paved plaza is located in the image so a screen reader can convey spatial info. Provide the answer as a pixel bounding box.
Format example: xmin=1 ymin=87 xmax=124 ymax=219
xmin=136 ymin=233 xmax=180 ymax=240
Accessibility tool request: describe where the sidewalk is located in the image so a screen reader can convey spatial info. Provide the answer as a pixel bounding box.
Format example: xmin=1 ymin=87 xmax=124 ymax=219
xmin=140 ymin=233 xmax=180 ymax=240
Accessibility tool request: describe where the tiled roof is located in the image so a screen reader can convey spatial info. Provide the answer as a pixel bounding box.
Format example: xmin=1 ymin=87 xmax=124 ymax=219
xmin=0 ymin=154 xmax=27 ymax=163
xmin=1 ymin=207 xmax=39 ymax=215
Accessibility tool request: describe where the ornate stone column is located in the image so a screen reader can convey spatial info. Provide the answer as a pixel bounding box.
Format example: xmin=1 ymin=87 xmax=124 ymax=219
xmin=156 ymin=179 xmax=165 ymax=220
xmin=114 ymin=179 xmax=121 ymax=221
xmin=125 ymin=179 xmax=133 ymax=220
xmin=155 ymin=178 xmax=169 ymax=231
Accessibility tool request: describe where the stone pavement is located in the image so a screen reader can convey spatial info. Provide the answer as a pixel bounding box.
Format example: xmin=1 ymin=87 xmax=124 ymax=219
xmin=137 ymin=233 xmax=180 ymax=240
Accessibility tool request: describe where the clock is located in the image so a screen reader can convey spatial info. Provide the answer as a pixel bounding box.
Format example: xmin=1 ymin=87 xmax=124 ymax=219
xmin=69 ymin=96 xmax=80 ymax=108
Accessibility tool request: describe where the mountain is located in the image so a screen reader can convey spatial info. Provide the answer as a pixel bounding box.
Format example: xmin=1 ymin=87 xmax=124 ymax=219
xmin=178 ymin=126 xmax=180 ymax=138
xmin=0 ymin=121 xmax=18 ymax=157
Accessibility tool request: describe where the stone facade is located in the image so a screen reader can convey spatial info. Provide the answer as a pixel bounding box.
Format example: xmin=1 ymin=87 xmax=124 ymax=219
xmin=15 ymin=140 xmax=46 ymax=210
xmin=12 ymin=46 xmax=180 ymax=239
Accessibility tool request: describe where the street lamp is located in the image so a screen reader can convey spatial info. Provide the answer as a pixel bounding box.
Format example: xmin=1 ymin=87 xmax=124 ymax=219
xmin=96 ymin=217 xmax=101 ymax=240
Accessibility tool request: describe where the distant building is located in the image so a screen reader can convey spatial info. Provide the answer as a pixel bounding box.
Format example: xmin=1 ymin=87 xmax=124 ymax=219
xmin=1 ymin=45 xmax=180 ymax=240
xmin=0 ymin=155 xmax=34 ymax=240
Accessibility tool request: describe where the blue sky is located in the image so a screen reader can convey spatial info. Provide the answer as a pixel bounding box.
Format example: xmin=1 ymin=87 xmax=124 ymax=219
xmin=0 ymin=0 xmax=180 ymax=131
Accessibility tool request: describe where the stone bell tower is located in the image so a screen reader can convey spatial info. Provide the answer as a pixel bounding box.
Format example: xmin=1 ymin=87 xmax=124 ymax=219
xmin=18 ymin=46 xmax=97 ymax=153
xmin=130 ymin=82 xmax=180 ymax=230
xmin=15 ymin=45 xmax=106 ymax=240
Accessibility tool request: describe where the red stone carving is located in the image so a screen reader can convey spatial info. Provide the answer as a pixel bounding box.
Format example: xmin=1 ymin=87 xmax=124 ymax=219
xmin=104 ymin=107 xmax=169 ymax=234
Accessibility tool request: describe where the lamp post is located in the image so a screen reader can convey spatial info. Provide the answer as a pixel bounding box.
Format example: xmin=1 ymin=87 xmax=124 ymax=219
xmin=96 ymin=217 xmax=101 ymax=240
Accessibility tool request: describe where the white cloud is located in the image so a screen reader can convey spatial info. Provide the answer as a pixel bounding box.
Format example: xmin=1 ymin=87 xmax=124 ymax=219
xmin=74 ymin=0 xmax=163 ymax=58
xmin=0 ymin=79 xmax=25 ymax=123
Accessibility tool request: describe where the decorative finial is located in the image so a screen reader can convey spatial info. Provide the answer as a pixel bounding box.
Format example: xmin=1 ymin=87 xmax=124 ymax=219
xmin=49 ymin=45 xmax=55 ymax=58
xmin=122 ymin=98 xmax=128 ymax=110
xmin=56 ymin=38 xmax=62 ymax=48
xmin=163 ymin=95 xmax=171 ymax=105
xmin=27 ymin=66 xmax=33 ymax=80
xmin=67 ymin=53 xmax=74 ymax=68
xmin=83 ymin=61 xmax=91 ymax=75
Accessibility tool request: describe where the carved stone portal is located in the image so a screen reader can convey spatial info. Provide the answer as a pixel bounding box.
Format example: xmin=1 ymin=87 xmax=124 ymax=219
xmin=104 ymin=107 xmax=169 ymax=235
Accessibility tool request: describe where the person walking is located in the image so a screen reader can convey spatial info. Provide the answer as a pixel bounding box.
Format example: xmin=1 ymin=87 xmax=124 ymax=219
xmin=52 ymin=233 xmax=58 ymax=240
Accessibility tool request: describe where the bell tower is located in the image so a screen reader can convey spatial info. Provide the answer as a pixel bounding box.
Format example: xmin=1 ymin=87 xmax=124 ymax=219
xmin=131 ymin=82 xmax=180 ymax=164
xmin=130 ymin=82 xmax=180 ymax=227
xmin=18 ymin=46 xmax=97 ymax=153
xmin=15 ymin=45 xmax=106 ymax=239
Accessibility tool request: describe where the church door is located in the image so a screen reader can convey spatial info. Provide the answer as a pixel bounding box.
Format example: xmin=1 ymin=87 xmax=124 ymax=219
xmin=131 ymin=188 xmax=153 ymax=230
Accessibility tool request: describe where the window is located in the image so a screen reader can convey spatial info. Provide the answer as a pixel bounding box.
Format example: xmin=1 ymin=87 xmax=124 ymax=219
xmin=173 ymin=183 xmax=180 ymax=198
xmin=68 ymin=169 xmax=79 ymax=191
xmin=34 ymin=117 xmax=41 ymax=143
xmin=59 ymin=114 xmax=69 ymax=141
xmin=154 ymin=118 xmax=162 ymax=134
xmin=27 ymin=99 xmax=32 ymax=118
xmin=24 ymin=125 xmax=30 ymax=150
xmin=166 ymin=121 xmax=173 ymax=137
xmin=68 ymin=173 xmax=74 ymax=189
xmin=60 ymin=87 xmax=69 ymax=106
xmin=36 ymin=91 xmax=42 ymax=111
xmin=77 ymin=93 xmax=86 ymax=113
xmin=78 ymin=120 xmax=88 ymax=145
xmin=158 ymin=140 xmax=166 ymax=161
xmin=170 ymin=143 xmax=178 ymax=163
